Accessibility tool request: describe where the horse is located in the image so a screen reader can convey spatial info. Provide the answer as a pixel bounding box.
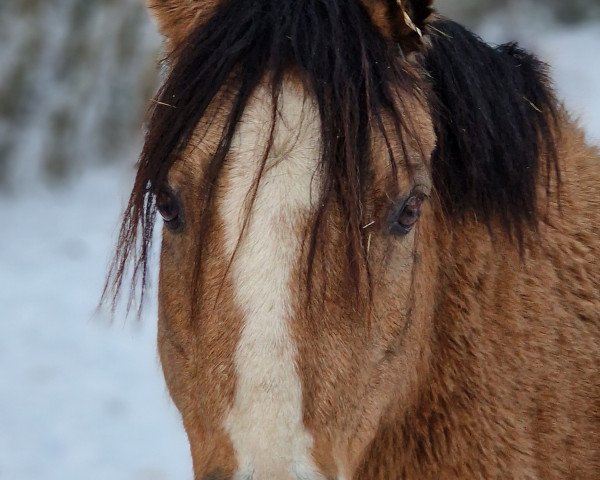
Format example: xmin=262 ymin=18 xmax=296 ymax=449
xmin=104 ymin=0 xmax=600 ymax=478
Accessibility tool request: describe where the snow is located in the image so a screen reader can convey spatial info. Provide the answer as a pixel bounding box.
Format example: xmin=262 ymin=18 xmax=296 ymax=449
xmin=541 ymin=25 xmax=600 ymax=144
xmin=479 ymin=17 xmax=600 ymax=144
xmin=0 ymin=168 xmax=190 ymax=480
xmin=0 ymin=19 xmax=598 ymax=480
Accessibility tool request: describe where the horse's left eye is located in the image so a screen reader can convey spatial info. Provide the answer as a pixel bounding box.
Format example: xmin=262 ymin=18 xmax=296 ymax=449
xmin=156 ymin=188 xmax=182 ymax=231
xmin=389 ymin=192 xmax=426 ymax=236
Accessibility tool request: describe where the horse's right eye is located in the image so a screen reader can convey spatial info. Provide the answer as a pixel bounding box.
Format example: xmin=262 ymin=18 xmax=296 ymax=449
xmin=156 ymin=189 xmax=183 ymax=231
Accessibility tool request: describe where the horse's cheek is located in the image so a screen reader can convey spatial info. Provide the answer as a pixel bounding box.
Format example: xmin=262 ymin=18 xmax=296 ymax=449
xmin=157 ymin=263 xmax=195 ymax=419
xmin=157 ymin=313 xmax=190 ymax=416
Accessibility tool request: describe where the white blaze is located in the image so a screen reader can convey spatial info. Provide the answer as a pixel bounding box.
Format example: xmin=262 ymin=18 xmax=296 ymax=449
xmin=221 ymin=84 xmax=324 ymax=480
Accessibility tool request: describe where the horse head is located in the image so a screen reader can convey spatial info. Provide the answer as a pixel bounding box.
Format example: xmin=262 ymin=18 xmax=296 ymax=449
xmin=105 ymin=0 xmax=600 ymax=478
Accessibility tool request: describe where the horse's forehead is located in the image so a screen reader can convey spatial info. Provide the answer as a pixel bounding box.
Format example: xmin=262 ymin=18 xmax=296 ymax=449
xmin=170 ymin=81 xmax=321 ymax=187
xmin=172 ymin=79 xmax=433 ymax=193
xmin=231 ymin=82 xmax=321 ymax=169
xmin=227 ymin=81 xmax=434 ymax=193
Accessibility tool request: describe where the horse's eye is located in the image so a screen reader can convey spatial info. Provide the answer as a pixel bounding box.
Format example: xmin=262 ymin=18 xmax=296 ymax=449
xmin=389 ymin=192 xmax=426 ymax=236
xmin=156 ymin=188 xmax=182 ymax=230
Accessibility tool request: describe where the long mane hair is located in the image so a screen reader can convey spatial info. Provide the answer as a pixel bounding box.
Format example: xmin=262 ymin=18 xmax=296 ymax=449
xmin=103 ymin=0 xmax=560 ymax=312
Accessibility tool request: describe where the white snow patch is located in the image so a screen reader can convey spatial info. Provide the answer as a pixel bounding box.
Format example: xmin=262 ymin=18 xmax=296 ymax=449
xmin=479 ymin=17 xmax=600 ymax=145
xmin=0 ymin=167 xmax=190 ymax=480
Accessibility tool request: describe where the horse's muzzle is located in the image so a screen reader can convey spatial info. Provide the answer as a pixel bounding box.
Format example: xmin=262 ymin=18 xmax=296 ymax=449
xmin=202 ymin=471 xmax=231 ymax=480
xmin=202 ymin=471 xmax=335 ymax=480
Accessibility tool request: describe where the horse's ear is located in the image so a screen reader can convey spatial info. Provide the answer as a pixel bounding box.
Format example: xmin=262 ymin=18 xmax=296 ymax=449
xmin=146 ymin=0 xmax=220 ymax=46
xmin=361 ymin=0 xmax=435 ymax=52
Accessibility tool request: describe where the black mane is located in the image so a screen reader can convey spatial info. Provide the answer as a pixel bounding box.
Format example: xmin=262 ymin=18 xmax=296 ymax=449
xmin=424 ymin=20 xmax=560 ymax=239
xmin=104 ymin=3 xmax=560 ymax=311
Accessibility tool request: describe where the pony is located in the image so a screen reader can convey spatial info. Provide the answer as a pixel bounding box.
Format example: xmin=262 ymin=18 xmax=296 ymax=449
xmin=105 ymin=0 xmax=600 ymax=478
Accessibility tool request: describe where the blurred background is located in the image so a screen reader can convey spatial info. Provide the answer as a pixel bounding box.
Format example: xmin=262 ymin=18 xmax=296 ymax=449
xmin=0 ymin=1 xmax=598 ymax=479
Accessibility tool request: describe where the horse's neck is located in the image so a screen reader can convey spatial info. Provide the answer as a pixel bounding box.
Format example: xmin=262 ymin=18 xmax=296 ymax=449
xmin=357 ymin=123 xmax=600 ymax=479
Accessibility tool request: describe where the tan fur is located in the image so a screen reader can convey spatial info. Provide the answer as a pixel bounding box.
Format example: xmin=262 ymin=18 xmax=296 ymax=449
xmin=158 ymin=99 xmax=240 ymax=476
xmin=148 ymin=2 xmax=600 ymax=479
xmin=361 ymin=0 xmax=395 ymax=38
xmin=146 ymin=0 xmax=222 ymax=47
xmin=355 ymin=121 xmax=600 ymax=479
xmin=361 ymin=0 xmax=434 ymax=52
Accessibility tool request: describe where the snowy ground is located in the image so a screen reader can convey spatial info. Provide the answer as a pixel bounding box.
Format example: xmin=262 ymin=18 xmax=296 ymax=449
xmin=0 ymin=168 xmax=190 ymax=480
xmin=1 ymin=20 xmax=599 ymax=480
